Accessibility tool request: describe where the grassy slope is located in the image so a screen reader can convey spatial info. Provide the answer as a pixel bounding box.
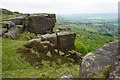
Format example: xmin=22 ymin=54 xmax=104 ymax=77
xmin=2 ymin=32 xmax=79 ymax=78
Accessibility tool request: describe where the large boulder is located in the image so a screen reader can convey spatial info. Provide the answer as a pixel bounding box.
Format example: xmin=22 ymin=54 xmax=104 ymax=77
xmin=79 ymin=40 xmax=120 ymax=78
xmin=57 ymin=31 xmax=76 ymax=50
xmin=5 ymin=16 xmax=26 ymax=25
xmin=27 ymin=13 xmax=56 ymax=34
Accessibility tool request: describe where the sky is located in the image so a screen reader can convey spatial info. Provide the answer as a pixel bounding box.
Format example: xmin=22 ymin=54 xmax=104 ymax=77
xmin=0 ymin=0 xmax=119 ymax=14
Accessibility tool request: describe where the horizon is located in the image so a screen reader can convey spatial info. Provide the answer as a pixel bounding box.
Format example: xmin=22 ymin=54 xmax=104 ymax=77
xmin=0 ymin=0 xmax=119 ymax=14
xmin=0 ymin=8 xmax=118 ymax=15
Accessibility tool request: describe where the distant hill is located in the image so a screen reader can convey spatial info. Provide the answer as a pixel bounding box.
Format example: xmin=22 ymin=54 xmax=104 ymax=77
xmin=57 ymin=13 xmax=118 ymax=19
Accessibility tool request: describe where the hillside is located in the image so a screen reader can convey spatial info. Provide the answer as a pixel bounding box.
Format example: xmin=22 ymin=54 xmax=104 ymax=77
xmin=1 ymin=9 xmax=119 ymax=79
xmin=1 ymin=9 xmax=80 ymax=78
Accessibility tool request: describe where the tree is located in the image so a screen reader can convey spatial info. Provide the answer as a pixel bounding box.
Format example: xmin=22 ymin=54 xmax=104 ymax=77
xmin=75 ymin=41 xmax=88 ymax=56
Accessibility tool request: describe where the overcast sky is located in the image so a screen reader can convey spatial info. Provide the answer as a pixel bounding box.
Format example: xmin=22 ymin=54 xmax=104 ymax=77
xmin=0 ymin=0 xmax=119 ymax=14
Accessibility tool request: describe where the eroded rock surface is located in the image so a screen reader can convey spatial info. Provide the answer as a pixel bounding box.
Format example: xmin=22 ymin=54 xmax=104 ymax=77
xmin=108 ymin=56 xmax=120 ymax=79
xmin=79 ymin=40 xmax=120 ymax=78
xmin=27 ymin=13 xmax=56 ymax=34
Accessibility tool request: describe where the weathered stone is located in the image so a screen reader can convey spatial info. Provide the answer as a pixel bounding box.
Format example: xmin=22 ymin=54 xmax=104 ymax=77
xmin=79 ymin=40 xmax=120 ymax=78
xmin=67 ymin=50 xmax=82 ymax=64
xmin=108 ymin=56 xmax=120 ymax=79
xmin=16 ymin=25 xmax=24 ymax=33
xmin=24 ymin=39 xmax=55 ymax=54
xmin=0 ymin=28 xmax=7 ymax=37
xmin=1 ymin=8 xmax=13 ymax=15
xmin=3 ymin=27 xmax=20 ymax=39
xmin=57 ymin=31 xmax=76 ymax=50
xmin=56 ymin=75 xmax=73 ymax=80
xmin=1 ymin=21 xmax=15 ymax=29
xmin=58 ymin=26 xmax=71 ymax=31
xmin=27 ymin=13 xmax=56 ymax=34
xmin=37 ymin=34 xmax=42 ymax=38
xmin=26 ymin=36 xmax=33 ymax=41
xmin=41 ymin=33 xmax=57 ymax=48
xmin=5 ymin=16 xmax=26 ymax=25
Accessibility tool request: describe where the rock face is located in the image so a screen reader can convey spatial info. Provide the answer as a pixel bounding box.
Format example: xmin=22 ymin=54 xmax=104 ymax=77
xmin=79 ymin=40 xmax=120 ymax=78
xmin=27 ymin=13 xmax=56 ymax=34
xmin=108 ymin=56 xmax=120 ymax=79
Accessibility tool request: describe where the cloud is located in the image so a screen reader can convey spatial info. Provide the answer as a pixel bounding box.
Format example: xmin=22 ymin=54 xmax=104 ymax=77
xmin=0 ymin=0 xmax=119 ymax=14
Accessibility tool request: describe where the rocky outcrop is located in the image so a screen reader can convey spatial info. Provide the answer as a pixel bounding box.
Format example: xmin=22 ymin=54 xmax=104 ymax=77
xmin=0 ymin=14 xmax=26 ymax=39
xmin=27 ymin=13 xmax=56 ymax=34
xmin=18 ymin=27 xmax=82 ymax=66
xmin=79 ymin=40 xmax=120 ymax=78
xmin=5 ymin=15 xmax=26 ymax=25
xmin=1 ymin=8 xmax=13 ymax=15
xmin=25 ymin=27 xmax=76 ymax=51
